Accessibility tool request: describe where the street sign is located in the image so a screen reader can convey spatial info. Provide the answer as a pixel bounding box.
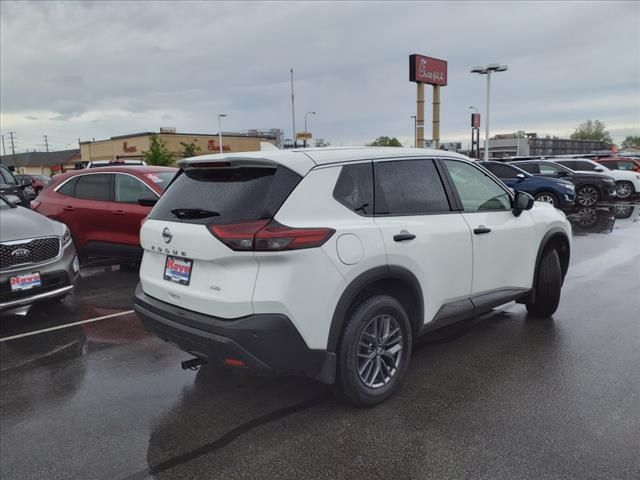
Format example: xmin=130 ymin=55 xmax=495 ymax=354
xmin=471 ymin=113 xmax=480 ymax=128
xmin=296 ymin=132 xmax=312 ymax=140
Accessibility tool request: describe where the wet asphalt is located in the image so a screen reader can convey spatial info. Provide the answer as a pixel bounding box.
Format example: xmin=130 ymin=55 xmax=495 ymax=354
xmin=1 ymin=205 xmax=639 ymax=480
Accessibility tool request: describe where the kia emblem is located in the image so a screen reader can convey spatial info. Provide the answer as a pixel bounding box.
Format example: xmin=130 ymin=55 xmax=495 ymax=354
xmin=11 ymin=248 xmax=30 ymax=258
xmin=162 ymin=227 xmax=173 ymax=244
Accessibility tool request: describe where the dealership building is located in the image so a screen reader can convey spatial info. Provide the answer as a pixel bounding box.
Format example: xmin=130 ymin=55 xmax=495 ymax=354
xmin=79 ymin=128 xmax=283 ymax=164
xmin=484 ymin=133 xmax=607 ymax=159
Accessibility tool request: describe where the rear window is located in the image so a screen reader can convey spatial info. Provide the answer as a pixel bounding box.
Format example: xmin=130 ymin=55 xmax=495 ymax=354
xmin=333 ymin=163 xmax=374 ymax=216
xmin=149 ymin=166 xmax=301 ymax=225
xmin=143 ymin=171 xmax=176 ymax=190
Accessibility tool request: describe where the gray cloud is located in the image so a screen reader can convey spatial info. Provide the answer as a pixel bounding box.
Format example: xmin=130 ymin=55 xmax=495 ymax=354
xmin=1 ymin=0 xmax=639 ymax=151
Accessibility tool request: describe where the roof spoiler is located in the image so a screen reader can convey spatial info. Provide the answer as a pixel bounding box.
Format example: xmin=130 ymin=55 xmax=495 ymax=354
xmin=178 ymin=156 xmax=278 ymax=169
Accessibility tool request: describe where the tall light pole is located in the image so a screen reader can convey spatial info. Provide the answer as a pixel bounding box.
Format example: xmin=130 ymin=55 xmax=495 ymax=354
xmin=290 ymin=68 xmax=296 ymax=148
xmin=304 ymin=111 xmax=316 ymax=148
xmin=470 ymin=64 xmax=508 ymax=160
xmin=217 ymin=114 xmax=227 ymax=153
xmin=410 ymin=115 xmax=417 ymax=148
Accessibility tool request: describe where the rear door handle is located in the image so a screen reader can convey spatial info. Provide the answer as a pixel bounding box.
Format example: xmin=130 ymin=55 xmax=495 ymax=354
xmin=62 ymin=205 xmax=75 ymax=211
xmin=473 ymin=226 xmax=492 ymax=235
xmin=111 ymin=210 xmax=126 ymax=215
xmin=393 ymin=232 xmax=416 ymax=242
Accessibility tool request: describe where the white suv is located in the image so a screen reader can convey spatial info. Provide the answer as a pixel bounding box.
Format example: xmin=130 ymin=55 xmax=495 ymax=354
xmin=134 ymin=147 xmax=571 ymax=406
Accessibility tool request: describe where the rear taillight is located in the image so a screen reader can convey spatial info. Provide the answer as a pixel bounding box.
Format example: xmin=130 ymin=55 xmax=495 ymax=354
xmin=209 ymin=220 xmax=334 ymax=251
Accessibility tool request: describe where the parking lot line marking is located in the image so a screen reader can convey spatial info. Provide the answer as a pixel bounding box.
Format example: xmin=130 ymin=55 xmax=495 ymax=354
xmin=0 ymin=310 xmax=135 ymax=342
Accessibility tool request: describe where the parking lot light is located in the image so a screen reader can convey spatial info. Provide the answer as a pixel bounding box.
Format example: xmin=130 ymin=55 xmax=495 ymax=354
xmin=470 ymin=64 xmax=508 ymax=160
xmin=217 ymin=114 xmax=227 ymax=154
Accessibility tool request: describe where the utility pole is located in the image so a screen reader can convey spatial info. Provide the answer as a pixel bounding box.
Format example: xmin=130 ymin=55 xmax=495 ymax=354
xmin=290 ymin=68 xmax=296 ymax=148
xmin=9 ymin=131 xmax=17 ymax=169
xmin=1 ymin=134 xmax=5 ymax=156
xmin=43 ymin=135 xmax=50 ymax=152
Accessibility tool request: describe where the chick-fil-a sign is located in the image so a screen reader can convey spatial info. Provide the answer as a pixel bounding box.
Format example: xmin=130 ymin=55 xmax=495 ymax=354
xmin=409 ymin=54 xmax=448 ymax=86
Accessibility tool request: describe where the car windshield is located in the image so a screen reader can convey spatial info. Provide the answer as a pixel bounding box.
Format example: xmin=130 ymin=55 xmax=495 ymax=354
xmin=0 ymin=195 xmax=17 ymax=209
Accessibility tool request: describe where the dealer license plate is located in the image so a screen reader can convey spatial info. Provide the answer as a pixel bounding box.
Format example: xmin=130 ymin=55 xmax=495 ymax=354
xmin=10 ymin=272 xmax=42 ymax=292
xmin=163 ymin=256 xmax=193 ymax=286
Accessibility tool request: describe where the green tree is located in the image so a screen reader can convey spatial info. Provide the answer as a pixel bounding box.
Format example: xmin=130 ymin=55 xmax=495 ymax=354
xmin=621 ymin=135 xmax=640 ymax=148
xmin=570 ymin=120 xmax=612 ymax=144
xmin=369 ymin=136 xmax=402 ymax=147
xmin=143 ymin=134 xmax=174 ymax=166
xmin=180 ymin=141 xmax=201 ymax=158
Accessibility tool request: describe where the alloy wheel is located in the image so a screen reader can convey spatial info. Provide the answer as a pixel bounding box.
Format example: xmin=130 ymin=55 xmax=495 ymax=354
xmin=357 ymin=314 xmax=403 ymax=389
xmin=615 ymin=183 xmax=632 ymax=199
xmin=536 ymin=194 xmax=556 ymax=206
xmin=576 ymin=186 xmax=598 ymax=206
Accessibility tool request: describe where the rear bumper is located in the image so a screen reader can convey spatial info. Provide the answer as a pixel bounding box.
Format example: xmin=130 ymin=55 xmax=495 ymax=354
xmin=134 ymin=284 xmax=336 ymax=383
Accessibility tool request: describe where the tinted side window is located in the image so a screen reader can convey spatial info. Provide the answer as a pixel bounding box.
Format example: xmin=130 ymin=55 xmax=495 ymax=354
xmin=443 ymin=160 xmax=511 ymax=212
xmin=115 ymin=174 xmax=153 ymax=203
xmin=74 ymin=174 xmax=112 ymax=201
xmin=539 ymin=163 xmax=564 ymax=175
xmin=0 ymin=166 xmax=18 ymax=185
xmin=374 ymin=159 xmax=450 ymax=215
xmin=557 ymin=160 xmax=576 ymax=170
xmin=574 ymin=161 xmax=597 ymax=171
xmin=57 ymin=177 xmax=78 ymax=197
xmin=616 ymin=161 xmax=635 ymax=171
xmin=484 ymin=163 xmax=519 ymax=179
xmin=333 ymin=163 xmax=373 ymax=216
xmin=518 ymin=163 xmax=540 ymax=174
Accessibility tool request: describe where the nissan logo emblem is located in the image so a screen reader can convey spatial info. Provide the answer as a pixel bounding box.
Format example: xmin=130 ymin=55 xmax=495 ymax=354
xmin=11 ymin=248 xmax=30 ymax=258
xmin=162 ymin=227 xmax=173 ymax=244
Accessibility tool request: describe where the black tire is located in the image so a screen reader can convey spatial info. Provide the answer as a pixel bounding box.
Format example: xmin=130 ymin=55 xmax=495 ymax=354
xmin=526 ymin=248 xmax=562 ymax=318
xmin=615 ymin=181 xmax=634 ymax=199
xmin=335 ymin=295 xmax=412 ymax=407
xmin=575 ymin=185 xmax=600 ymax=207
xmin=534 ymin=191 xmax=559 ymax=207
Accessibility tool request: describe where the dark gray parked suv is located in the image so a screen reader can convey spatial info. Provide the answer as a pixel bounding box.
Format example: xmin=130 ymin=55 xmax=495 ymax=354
xmin=0 ymin=194 xmax=80 ymax=311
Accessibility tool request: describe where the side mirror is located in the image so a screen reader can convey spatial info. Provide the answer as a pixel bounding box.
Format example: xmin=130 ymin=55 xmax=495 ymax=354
xmin=513 ymin=191 xmax=534 ymax=217
xmin=516 ymin=173 xmax=526 ymax=180
xmin=138 ymin=198 xmax=158 ymax=207
xmin=557 ymin=170 xmax=568 ymax=177
xmin=594 ymin=167 xmax=605 ymax=172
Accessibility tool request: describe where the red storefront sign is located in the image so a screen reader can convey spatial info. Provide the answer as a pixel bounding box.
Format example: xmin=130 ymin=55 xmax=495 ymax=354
xmin=409 ymin=54 xmax=448 ymax=86
xmin=207 ymin=140 xmax=231 ymax=152
xmin=471 ymin=113 xmax=481 ymax=128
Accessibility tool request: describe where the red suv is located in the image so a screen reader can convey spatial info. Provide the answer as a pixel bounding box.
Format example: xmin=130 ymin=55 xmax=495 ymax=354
xmin=33 ymin=166 xmax=177 ymax=262
xmin=595 ymin=157 xmax=640 ymax=173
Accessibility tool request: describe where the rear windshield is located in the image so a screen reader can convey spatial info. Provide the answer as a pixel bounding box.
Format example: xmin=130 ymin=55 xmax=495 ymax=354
xmin=143 ymin=171 xmax=176 ymax=191
xmin=149 ymin=166 xmax=301 ymax=225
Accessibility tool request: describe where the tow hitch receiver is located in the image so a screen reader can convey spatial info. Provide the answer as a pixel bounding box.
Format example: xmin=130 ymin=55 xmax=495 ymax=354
xmin=181 ymin=357 xmax=206 ymax=370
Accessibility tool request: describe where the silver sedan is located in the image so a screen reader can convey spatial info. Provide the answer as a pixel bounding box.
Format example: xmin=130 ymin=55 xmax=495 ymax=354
xmin=0 ymin=194 xmax=80 ymax=311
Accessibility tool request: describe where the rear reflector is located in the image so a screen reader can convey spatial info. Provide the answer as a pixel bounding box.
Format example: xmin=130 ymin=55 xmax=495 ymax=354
xmin=209 ymin=220 xmax=334 ymax=251
xmin=224 ymin=357 xmax=247 ymax=368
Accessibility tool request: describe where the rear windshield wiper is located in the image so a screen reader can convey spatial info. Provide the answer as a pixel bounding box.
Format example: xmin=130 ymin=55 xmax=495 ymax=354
xmin=171 ymin=208 xmax=221 ymax=219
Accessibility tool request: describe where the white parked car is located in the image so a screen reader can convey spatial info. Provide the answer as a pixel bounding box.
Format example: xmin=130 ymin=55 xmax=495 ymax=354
xmin=134 ymin=147 xmax=572 ymax=406
xmin=550 ymin=158 xmax=640 ymax=199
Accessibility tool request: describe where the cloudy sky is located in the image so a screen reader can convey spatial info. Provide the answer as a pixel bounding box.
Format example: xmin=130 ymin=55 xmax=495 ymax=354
xmin=1 ymin=0 xmax=639 ymax=152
